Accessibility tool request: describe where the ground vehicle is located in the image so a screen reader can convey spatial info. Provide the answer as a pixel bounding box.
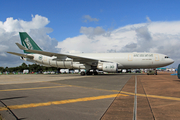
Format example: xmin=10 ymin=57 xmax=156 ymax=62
xmin=135 ymin=69 xmax=141 ymax=73
xmin=147 ymin=69 xmax=157 ymax=75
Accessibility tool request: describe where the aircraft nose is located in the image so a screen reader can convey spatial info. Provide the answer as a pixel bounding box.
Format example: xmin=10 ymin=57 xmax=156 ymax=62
xmin=169 ymin=58 xmax=174 ymax=64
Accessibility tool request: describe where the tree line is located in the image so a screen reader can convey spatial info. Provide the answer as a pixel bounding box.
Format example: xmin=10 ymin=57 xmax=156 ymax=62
xmin=0 ymin=63 xmax=58 ymax=73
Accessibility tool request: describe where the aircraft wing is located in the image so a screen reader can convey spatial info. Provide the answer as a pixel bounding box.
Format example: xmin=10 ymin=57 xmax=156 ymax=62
xmin=7 ymin=52 xmax=34 ymax=59
xmin=25 ymin=49 xmax=102 ymax=64
xmin=15 ymin=44 xmax=99 ymax=63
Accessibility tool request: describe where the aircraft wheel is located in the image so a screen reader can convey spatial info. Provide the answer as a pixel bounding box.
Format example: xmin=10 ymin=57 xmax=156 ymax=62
xmin=81 ymin=72 xmax=86 ymax=76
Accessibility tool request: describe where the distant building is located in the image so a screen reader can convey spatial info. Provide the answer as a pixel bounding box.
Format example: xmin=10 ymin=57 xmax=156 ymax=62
xmin=23 ymin=69 xmax=29 ymax=74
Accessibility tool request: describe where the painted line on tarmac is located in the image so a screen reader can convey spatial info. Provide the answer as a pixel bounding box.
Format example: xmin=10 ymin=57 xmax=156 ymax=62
xmin=1 ymin=82 xmax=180 ymax=103
xmin=48 ymin=82 xmax=180 ymax=101
xmin=0 ymin=84 xmax=120 ymax=93
xmin=47 ymin=82 xmax=180 ymax=101
xmin=133 ymin=76 xmax=137 ymax=120
xmin=121 ymin=91 xmax=180 ymax=101
xmin=0 ymin=86 xmax=65 ymax=92
xmin=47 ymin=82 xmax=121 ymax=93
xmin=0 ymin=94 xmax=128 ymax=111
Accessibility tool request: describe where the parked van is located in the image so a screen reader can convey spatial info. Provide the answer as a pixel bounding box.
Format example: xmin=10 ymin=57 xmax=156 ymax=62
xmin=147 ymin=70 xmax=157 ymax=75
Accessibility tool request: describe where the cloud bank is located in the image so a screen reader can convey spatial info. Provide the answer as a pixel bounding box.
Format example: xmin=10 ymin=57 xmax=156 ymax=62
xmin=57 ymin=21 xmax=180 ymax=67
xmin=1 ymin=14 xmax=179 ymax=68
xmin=0 ymin=15 xmax=59 ymax=67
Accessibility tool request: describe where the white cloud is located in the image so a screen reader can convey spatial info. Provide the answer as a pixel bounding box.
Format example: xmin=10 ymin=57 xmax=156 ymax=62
xmin=146 ymin=16 xmax=151 ymax=22
xmin=80 ymin=26 xmax=106 ymax=38
xmin=1 ymin=14 xmax=179 ymax=68
xmin=0 ymin=53 xmax=7 ymax=57
xmin=82 ymin=15 xmax=99 ymax=22
xmin=0 ymin=45 xmax=9 ymax=52
xmin=57 ymin=20 xmax=180 ymax=67
xmin=0 ymin=14 xmax=59 ymax=67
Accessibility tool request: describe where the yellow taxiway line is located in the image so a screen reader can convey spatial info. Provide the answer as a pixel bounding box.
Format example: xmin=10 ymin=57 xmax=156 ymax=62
xmin=48 ymin=83 xmax=180 ymax=101
xmin=56 ymin=83 xmax=180 ymax=101
xmin=0 ymin=86 xmax=65 ymax=92
xmin=1 ymin=84 xmax=180 ymax=101
xmin=1 ymin=83 xmax=180 ymax=111
xmin=120 ymin=91 xmax=180 ymax=101
xmin=0 ymin=94 xmax=128 ymax=111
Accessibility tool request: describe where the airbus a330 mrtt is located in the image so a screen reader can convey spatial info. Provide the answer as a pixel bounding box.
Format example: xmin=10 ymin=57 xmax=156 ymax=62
xmin=7 ymin=32 xmax=174 ymax=75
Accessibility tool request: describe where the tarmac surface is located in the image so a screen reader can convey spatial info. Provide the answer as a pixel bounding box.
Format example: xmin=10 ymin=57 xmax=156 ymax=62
xmin=0 ymin=72 xmax=180 ymax=120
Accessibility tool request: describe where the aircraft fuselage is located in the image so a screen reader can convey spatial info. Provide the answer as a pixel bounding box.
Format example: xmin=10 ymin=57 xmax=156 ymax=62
xmin=23 ymin=52 xmax=174 ymax=69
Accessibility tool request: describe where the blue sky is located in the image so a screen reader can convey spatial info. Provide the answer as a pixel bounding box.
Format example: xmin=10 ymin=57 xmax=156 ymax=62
xmin=1 ymin=0 xmax=180 ymax=67
xmin=1 ymin=0 xmax=180 ymax=41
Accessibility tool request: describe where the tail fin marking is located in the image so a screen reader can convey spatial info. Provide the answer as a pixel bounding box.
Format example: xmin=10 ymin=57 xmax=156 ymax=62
xmin=19 ymin=32 xmax=42 ymax=53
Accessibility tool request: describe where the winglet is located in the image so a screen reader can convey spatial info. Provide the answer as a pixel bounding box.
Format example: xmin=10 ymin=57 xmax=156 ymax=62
xmin=16 ymin=43 xmax=28 ymax=50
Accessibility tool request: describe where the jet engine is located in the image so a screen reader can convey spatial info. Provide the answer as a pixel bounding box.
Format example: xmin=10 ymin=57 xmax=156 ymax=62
xmin=97 ymin=62 xmax=118 ymax=73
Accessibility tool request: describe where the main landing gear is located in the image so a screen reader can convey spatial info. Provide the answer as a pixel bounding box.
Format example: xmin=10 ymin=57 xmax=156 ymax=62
xmin=80 ymin=71 xmax=86 ymax=76
xmin=80 ymin=70 xmax=98 ymax=76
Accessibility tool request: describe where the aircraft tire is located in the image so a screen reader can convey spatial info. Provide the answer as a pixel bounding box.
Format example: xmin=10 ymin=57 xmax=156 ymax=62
xmin=81 ymin=72 xmax=85 ymax=76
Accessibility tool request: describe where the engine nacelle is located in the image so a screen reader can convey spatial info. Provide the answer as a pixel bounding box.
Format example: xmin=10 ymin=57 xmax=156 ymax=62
xmin=56 ymin=61 xmax=73 ymax=69
xmin=97 ymin=62 xmax=118 ymax=73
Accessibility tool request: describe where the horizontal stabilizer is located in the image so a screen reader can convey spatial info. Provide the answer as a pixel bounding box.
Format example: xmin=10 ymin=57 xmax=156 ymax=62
xmin=7 ymin=52 xmax=34 ymax=59
xmin=16 ymin=43 xmax=28 ymax=50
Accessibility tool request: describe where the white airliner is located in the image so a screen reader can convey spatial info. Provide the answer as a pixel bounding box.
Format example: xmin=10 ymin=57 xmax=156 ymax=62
xmin=7 ymin=32 xmax=174 ymax=75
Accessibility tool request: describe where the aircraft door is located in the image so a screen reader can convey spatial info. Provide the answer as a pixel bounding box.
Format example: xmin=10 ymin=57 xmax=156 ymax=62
xmin=155 ymin=54 xmax=159 ymax=61
xmin=128 ymin=54 xmax=133 ymax=61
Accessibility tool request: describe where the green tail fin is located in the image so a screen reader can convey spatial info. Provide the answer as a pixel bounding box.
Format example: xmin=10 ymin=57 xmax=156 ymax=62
xmin=19 ymin=32 xmax=42 ymax=53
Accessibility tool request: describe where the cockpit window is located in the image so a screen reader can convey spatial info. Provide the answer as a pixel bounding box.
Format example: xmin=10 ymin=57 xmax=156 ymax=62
xmin=165 ymin=56 xmax=169 ymax=58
